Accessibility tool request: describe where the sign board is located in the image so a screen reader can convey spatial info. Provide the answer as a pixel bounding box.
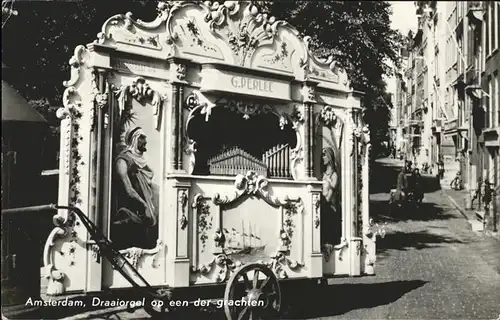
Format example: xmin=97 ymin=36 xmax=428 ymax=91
xmin=199 ymin=65 xmax=292 ymax=101
xmin=110 ymin=58 xmax=168 ymax=79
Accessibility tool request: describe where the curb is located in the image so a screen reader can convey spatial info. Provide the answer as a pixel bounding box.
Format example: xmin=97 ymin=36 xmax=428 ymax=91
xmin=441 ymin=189 xmax=470 ymax=222
xmin=441 ymin=190 xmax=500 ymax=239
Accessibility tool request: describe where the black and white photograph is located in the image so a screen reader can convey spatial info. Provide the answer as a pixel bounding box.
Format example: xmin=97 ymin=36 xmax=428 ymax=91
xmin=1 ymin=1 xmax=499 ymax=319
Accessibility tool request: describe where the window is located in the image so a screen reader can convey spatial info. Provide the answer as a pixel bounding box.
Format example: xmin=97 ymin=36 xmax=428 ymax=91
xmin=482 ymin=10 xmax=486 ymax=71
xmin=495 ymin=72 xmax=499 ymax=126
xmin=468 ymin=25 xmax=474 ymax=67
xmin=486 ymin=3 xmax=490 ymax=55
xmin=435 ymin=52 xmax=439 ymax=80
xmin=488 ymin=76 xmax=492 ymax=127
xmin=490 ymin=1 xmax=499 ymax=51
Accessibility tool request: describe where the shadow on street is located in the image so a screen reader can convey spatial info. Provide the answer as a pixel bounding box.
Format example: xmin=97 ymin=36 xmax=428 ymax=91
xmin=370 ymin=160 xmax=441 ymax=194
xmin=370 ymin=199 xmax=455 ymax=223
xmin=158 ymin=280 xmax=428 ymax=320
xmin=377 ymin=230 xmax=464 ymax=254
xmin=279 ymin=280 xmax=427 ymax=319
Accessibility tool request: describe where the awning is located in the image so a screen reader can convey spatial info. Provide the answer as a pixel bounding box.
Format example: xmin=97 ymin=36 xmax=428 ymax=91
xmin=2 ymin=80 xmax=47 ymax=123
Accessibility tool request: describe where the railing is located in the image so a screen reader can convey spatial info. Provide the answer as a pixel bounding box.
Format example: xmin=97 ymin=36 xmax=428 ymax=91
xmin=262 ymin=144 xmax=291 ymax=179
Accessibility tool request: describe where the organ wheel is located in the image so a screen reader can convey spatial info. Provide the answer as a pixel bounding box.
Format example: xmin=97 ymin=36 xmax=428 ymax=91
xmin=223 ymin=263 xmax=281 ymax=320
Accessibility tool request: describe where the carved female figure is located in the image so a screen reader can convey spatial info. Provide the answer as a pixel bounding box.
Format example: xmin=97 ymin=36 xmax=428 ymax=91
xmin=321 ymin=147 xmax=341 ymax=245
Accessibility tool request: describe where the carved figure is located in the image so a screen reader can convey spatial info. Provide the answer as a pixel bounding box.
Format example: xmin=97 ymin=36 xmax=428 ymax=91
xmin=113 ymin=127 xmax=158 ymax=249
xmin=321 ymin=147 xmax=341 ymax=245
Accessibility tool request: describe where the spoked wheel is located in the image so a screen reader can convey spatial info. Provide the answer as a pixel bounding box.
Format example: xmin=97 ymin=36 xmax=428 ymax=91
xmin=224 ymin=263 xmax=281 ymax=320
xmin=143 ymin=288 xmax=173 ymax=319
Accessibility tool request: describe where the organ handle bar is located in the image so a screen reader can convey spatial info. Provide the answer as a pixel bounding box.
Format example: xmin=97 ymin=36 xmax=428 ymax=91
xmin=2 ymin=204 xmax=172 ymax=314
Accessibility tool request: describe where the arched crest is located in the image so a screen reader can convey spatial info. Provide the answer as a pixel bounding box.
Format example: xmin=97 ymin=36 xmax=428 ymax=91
xmin=94 ymin=0 xmax=352 ymax=91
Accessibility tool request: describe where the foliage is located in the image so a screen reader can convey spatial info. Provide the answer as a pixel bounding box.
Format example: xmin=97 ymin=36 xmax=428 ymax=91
xmin=2 ymin=0 xmax=157 ymax=167
xmin=256 ymin=1 xmax=405 ymax=158
xmin=2 ymin=0 xmax=157 ymax=104
xmin=2 ymin=0 xmax=404 ymax=165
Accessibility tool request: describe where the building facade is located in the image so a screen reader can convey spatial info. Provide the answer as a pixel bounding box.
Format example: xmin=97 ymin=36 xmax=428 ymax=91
xmin=398 ymin=1 xmax=443 ymax=172
xmin=477 ymin=1 xmax=499 ymax=231
xmin=397 ymin=1 xmax=499 ymax=231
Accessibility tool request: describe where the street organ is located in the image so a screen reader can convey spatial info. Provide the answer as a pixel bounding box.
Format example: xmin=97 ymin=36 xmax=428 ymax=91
xmin=44 ymin=1 xmax=381 ymax=317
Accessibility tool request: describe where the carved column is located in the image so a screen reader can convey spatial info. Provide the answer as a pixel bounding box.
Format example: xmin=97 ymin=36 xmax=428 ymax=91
xmin=301 ymin=81 xmax=319 ymax=179
xmin=168 ymin=58 xmax=188 ymax=172
xmin=362 ymin=129 xmax=374 ymax=275
xmin=177 ymin=86 xmax=184 ymax=170
xmin=172 ymin=181 xmax=191 ymax=287
xmin=86 ymin=68 xmax=109 ymax=293
xmin=310 ymin=187 xmax=323 ymax=277
xmin=56 ymin=106 xmax=73 ymax=215
xmin=171 ymin=85 xmax=180 ymax=171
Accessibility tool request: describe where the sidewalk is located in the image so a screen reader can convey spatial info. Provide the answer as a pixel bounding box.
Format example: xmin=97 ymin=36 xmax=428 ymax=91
xmin=442 ymin=188 xmax=500 ymax=241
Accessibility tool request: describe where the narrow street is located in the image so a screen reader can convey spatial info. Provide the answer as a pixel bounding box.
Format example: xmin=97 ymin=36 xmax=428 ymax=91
xmin=68 ymin=159 xmax=500 ymax=320
xmin=278 ymin=159 xmax=500 ymax=319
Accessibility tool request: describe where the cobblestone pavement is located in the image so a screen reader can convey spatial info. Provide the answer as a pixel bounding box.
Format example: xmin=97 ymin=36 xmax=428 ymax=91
xmin=21 ymin=160 xmax=500 ymax=320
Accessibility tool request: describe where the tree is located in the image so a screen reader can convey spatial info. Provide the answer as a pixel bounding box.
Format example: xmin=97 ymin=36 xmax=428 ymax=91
xmin=2 ymin=0 xmax=404 ymax=165
xmin=2 ymin=1 xmax=156 ymax=168
xmin=1 ymin=0 xmax=156 ymax=104
xmin=256 ymin=1 xmax=405 ymax=158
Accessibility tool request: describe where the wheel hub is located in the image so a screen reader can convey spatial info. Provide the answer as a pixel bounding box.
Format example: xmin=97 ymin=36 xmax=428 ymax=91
xmin=246 ymin=289 xmax=268 ymax=308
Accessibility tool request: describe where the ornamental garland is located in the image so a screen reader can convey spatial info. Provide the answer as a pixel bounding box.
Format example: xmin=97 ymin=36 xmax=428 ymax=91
xmin=282 ymin=202 xmax=298 ymax=247
xmin=68 ymin=107 xmax=84 ymax=226
xmin=356 ymin=149 xmax=363 ymax=237
xmin=196 ymin=199 xmax=213 ymax=252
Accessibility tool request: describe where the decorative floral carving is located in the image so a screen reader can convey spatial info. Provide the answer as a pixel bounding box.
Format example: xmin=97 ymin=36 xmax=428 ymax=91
xmin=301 ymin=84 xmax=316 ymax=102
xmin=130 ymin=77 xmax=153 ymax=103
xmin=60 ymin=240 xmax=77 ymax=266
xmin=175 ymin=64 xmax=186 ymax=81
xmin=282 ymin=201 xmax=300 ymax=249
xmin=179 ymin=190 xmax=188 ymax=230
xmin=213 ymin=171 xmax=298 ymax=207
xmin=90 ymin=243 xmax=101 ymax=263
xmin=96 ymin=11 xmax=162 ymax=50
xmin=267 ymin=251 xmax=304 ymax=279
xmin=268 ymin=42 xmax=289 ymax=64
xmin=313 ymin=193 xmax=321 ymax=229
xmin=118 ymin=239 xmax=164 ymax=269
xmin=184 ymin=18 xmax=218 ymax=52
xmin=204 ymin=1 xmax=283 ymax=66
xmin=320 ymin=105 xmax=338 ymax=127
xmin=226 ymin=100 xmax=275 ymax=120
xmin=192 ymin=194 xmax=213 ymax=252
xmin=113 ymin=77 xmax=166 ymax=131
xmin=191 ymin=253 xmax=240 ymax=282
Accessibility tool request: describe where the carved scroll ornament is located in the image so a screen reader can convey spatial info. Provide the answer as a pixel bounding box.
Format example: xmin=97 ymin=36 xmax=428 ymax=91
xmin=203 ymin=1 xmax=286 ymax=66
xmin=118 ymin=239 xmax=164 ymax=269
xmin=212 ymin=170 xmax=298 ymax=207
xmin=113 ymin=77 xmax=167 ymax=130
xmin=191 ymin=253 xmax=241 ymax=283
